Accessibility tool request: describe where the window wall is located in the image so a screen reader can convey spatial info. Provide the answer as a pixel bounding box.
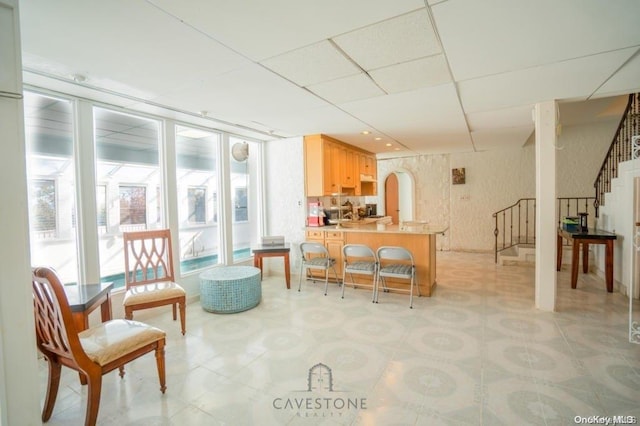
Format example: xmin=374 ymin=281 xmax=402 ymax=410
xmin=176 ymin=125 xmax=221 ymax=273
xmin=22 ymin=89 xmax=263 ymax=290
xmin=94 ymin=107 xmax=162 ymax=286
xmin=24 ymin=92 xmax=80 ymax=285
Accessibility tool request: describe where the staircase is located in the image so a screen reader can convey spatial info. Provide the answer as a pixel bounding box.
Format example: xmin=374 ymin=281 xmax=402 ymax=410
xmin=594 ymin=93 xmax=640 ymax=214
xmin=493 ymin=93 xmax=639 ymax=265
xmin=493 ymin=197 xmax=596 ymax=263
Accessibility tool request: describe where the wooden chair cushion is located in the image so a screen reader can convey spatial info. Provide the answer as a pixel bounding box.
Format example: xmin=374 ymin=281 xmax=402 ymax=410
xmin=79 ymin=319 xmax=165 ymax=366
xmin=123 ymin=282 xmax=186 ymax=306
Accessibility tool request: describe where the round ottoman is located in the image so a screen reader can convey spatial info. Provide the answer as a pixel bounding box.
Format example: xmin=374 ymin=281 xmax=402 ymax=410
xmin=199 ymin=266 xmax=262 ymax=313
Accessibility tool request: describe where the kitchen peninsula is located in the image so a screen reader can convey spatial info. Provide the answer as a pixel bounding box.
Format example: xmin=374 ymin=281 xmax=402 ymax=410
xmin=305 ymin=223 xmax=447 ymax=297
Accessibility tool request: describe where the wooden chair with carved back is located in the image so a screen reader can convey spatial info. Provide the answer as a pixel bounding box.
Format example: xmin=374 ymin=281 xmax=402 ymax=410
xmin=122 ymin=229 xmax=186 ymax=335
xmin=32 ymin=266 xmax=166 ymax=426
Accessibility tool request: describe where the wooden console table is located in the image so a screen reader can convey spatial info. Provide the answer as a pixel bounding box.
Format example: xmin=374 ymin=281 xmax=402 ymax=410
xmin=556 ymin=228 xmax=617 ymax=292
xmin=251 ymin=243 xmax=291 ymax=289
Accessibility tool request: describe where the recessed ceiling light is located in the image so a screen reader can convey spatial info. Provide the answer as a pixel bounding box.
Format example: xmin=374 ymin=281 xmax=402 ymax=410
xmin=385 ymin=143 xmax=392 ymax=147
xmin=394 ymin=147 xmax=401 ymax=151
xmin=361 ymin=130 xmax=371 ymax=135
xmin=375 ymin=137 xmax=382 ymax=141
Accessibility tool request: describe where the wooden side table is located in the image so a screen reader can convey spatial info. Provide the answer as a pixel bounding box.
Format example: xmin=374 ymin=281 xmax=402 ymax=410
xmin=64 ymin=282 xmax=114 ymax=332
xmin=251 ymin=243 xmax=291 ymax=289
xmin=63 ymin=281 xmax=114 ymax=384
xmin=557 ymin=228 xmax=617 ymax=292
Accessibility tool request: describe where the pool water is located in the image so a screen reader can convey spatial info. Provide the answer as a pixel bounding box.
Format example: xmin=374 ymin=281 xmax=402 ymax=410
xmin=100 ymin=248 xmax=252 ymax=289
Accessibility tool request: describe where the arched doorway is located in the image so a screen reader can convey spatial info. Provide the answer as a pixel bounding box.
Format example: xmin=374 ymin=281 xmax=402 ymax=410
xmin=381 ymin=170 xmax=415 ymax=224
xmin=385 ymin=173 xmax=399 ymax=225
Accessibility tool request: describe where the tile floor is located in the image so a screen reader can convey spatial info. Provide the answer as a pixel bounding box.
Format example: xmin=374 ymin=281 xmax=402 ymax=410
xmin=39 ymin=252 xmax=640 ymax=425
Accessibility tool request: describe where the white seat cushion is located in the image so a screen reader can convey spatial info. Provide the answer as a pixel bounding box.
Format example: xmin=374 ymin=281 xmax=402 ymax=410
xmin=123 ymin=281 xmax=185 ymax=306
xmin=79 ymin=319 xmax=165 ymax=366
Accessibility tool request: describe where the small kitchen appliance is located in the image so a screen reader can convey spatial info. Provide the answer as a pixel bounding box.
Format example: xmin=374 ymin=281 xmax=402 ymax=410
xmin=308 ymin=202 xmax=324 ymax=227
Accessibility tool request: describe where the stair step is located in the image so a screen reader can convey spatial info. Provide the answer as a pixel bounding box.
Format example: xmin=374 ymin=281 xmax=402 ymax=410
xmin=498 ymin=244 xmax=536 ymax=266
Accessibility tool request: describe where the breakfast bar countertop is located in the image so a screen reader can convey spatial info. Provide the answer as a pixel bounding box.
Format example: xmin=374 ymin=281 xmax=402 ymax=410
xmin=305 ymin=223 xmax=448 ymax=235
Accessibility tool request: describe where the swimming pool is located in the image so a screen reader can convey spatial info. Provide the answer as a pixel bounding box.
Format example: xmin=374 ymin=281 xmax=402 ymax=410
xmin=100 ymin=248 xmax=252 ymax=289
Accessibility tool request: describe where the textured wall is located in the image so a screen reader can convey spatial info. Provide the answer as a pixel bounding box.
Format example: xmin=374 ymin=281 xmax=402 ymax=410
xmin=264 ymin=136 xmax=306 ymax=272
xmin=374 ymin=119 xmax=619 ymax=252
xmin=449 ymin=145 xmax=536 ymax=251
xmin=377 ymin=154 xmax=450 ymax=250
xmin=555 ymin=121 xmax=618 ymax=197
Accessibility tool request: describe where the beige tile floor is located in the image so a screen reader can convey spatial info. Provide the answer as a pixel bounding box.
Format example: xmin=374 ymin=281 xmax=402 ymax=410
xmin=39 ymin=252 xmax=640 ymax=425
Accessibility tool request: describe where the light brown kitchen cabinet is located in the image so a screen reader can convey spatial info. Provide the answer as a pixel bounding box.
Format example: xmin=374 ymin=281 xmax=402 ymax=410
xmin=304 ymin=134 xmax=377 ymax=197
xmin=324 ymin=230 xmax=344 ymax=278
xmin=342 ymin=148 xmax=355 ymax=189
xmin=303 ymin=230 xmax=343 ymax=282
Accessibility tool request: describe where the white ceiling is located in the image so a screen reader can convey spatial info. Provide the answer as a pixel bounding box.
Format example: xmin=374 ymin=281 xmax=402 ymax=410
xmin=18 ymin=0 xmax=640 ymax=158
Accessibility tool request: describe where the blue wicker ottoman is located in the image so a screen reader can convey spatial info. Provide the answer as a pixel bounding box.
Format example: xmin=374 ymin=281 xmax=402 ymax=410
xmin=199 ymin=266 xmax=262 ymax=313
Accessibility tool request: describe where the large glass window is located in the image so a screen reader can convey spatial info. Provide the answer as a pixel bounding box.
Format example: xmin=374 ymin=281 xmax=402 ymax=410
xmin=29 ymin=179 xmax=57 ymax=232
xmin=96 ymin=184 xmax=107 ymax=234
xmin=23 ymin=90 xmax=265 ymax=286
xmin=94 ymin=107 xmax=161 ymax=287
xmin=230 ymin=137 xmax=252 ymax=261
xmin=188 ymin=187 xmax=207 ymax=224
xmin=24 ymin=92 xmax=80 ymax=284
xmin=175 ymin=125 xmax=220 ymax=273
xmin=119 ymin=185 xmax=147 ymax=229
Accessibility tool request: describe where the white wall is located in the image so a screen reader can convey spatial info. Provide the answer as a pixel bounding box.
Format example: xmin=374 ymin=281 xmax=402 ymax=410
xmin=375 ymin=119 xmax=617 ymax=251
xmin=264 ymin=136 xmax=306 ymax=274
xmin=0 ymin=1 xmax=42 ymax=423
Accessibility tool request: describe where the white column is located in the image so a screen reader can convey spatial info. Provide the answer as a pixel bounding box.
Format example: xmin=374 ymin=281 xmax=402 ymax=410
xmin=535 ymin=101 xmax=558 ymax=311
xmin=162 ymin=120 xmax=181 ymax=275
xmin=220 ymin=133 xmax=233 ymax=264
xmin=0 ymin=1 xmax=42 ymax=424
xmin=75 ymin=100 xmax=100 ymax=283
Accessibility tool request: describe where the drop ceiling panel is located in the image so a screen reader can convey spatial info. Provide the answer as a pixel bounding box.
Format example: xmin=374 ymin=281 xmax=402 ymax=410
xmin=20 ymin=0 xmax=250 ymax=98
xmin=341 ymin=84 xmax=473 ymax=153
xmin=306 ymin=74 xmax=385 ymax=104
xmin=153 ymin=63 xmax=326 ymax=130
xmin=594 ymin=49 xmax=640 ymax=97
xmin=432 ymin=0 xmax=640 ymax=81
xmin=370 ymin=55 xmax=452 ymax=94
xmin=466 ymin=105 xmax=535 ymax=131
xmin=459 ymin=48 xmax=638 ymax=113
xmin=254 ymin=104 xmax=375 ymax=140
xmin=471 ymin=126 xmax=534 ymax=151
xmin=333 ymin=8 xmax=441 ymax=71
xmin=147 ymin=0 xmax=425 ymax=61
xmin=260 ymin=41 xmax=360 ymax=87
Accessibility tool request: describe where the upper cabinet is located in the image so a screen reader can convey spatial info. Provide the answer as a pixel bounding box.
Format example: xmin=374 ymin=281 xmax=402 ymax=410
xmin=304 ymin=134 xmax=377 ymax=197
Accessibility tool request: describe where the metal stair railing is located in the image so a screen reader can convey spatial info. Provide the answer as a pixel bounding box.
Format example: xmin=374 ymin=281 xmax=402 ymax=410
xmin=594 ymin=93 xmax=640 ymax=216
xmin=493 ymin=197 xmax=597 ymax=263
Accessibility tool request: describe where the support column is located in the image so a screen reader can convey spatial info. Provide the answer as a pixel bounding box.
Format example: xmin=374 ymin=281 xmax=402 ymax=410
xmin=0 ymin=1 xmax=42 ymax=424
xmin=535 ymin=101 xmax=558 ymax=311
